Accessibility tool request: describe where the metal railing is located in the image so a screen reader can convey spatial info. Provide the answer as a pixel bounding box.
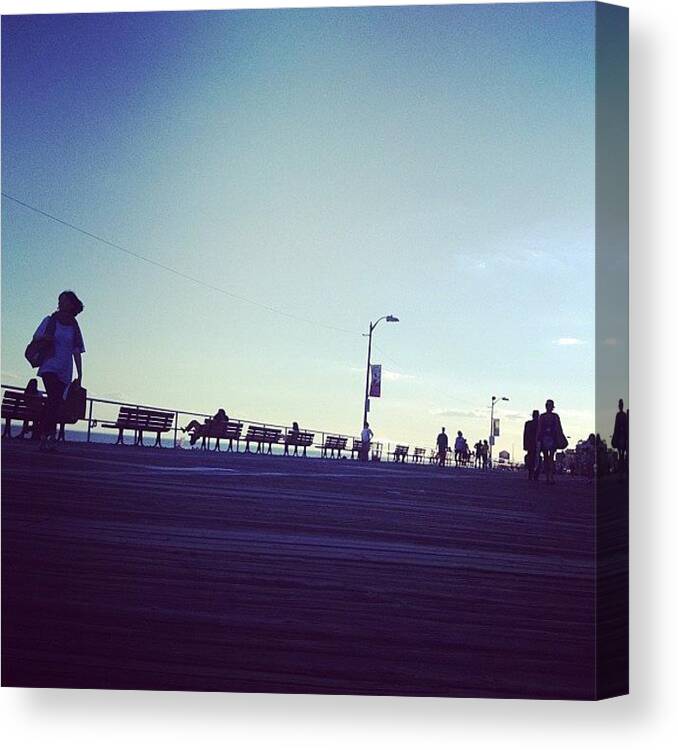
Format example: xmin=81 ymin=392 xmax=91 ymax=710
xmin=1 ymin=382 xmax=387 ymax=459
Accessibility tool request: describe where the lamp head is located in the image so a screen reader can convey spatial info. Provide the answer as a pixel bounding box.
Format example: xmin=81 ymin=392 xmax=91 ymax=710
xmin=386 ymin=315 xmax=399 ymax=323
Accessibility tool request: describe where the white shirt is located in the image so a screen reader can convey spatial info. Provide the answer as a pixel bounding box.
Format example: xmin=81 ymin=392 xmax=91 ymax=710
xmin=361 ymin=427 xmax=373 ymax=442
xmin=34 ymin=316 xmax=85 ymax=385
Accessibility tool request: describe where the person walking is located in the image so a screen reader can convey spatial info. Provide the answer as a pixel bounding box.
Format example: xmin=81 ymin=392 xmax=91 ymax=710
xmin=481 ymin=440 xmax=489 ymax=470
xmin=31 ymin=291 xmax=85 ymax=452
xmin=536 ymin=399 xmax=567 ymax=485
xmin=523 ymin=410 xmax=540 ymax=480
xmin=360 ymin=422 xmax=374 ymax=462
xmin=436 ymin=427 xmax=449 ymax=467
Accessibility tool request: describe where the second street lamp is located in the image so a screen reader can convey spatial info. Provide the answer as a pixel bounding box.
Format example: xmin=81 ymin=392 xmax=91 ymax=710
xmin=489 ymin=395 xmax=509 ymax=468
xmin=362 ymin=315 xmax=399 ymax=428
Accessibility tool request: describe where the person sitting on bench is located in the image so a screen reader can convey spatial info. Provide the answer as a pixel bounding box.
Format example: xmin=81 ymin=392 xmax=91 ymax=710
xmin=183 ymin=409 xmax=228 ymax=446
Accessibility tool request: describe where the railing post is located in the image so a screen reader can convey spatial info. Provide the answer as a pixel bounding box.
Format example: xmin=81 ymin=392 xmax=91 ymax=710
xmin=86 ymin=399 xmax=93 ymax=442
xmin=174 ymin=411 xmax=179 ymax=449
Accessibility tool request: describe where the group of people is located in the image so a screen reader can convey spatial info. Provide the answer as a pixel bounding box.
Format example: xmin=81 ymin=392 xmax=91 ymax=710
xmin=522 ymin=400 xmax=567 ymax=484
xmin=434 ymin=429 xmax=490 ymax=469
xmin=523 ymin=398 xmax=628 ymax=483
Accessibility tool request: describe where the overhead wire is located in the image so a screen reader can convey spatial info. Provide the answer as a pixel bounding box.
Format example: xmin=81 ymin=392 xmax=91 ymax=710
xmin=1 ymin=192 xmax=361 ymax=336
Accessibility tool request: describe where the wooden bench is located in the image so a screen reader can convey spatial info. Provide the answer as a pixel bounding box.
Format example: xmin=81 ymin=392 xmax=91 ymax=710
xmin=389 ymin=444 xmax=410 ymax=463
xmin=244 ymin=425 xmax=282 ymax=454
xmin=319 ymin=435 xmax=347 ymax=458
xmin=412 ymin=447 xmax=427 ymax=464
xmin=2 ymin=389 xmax=45 ymax=439
xmin=284 ymin=429 xmax=314 ymax=456
xmin=102 ymin=406 xmax=175 ymax=447
xmin=350 ymin=438 xmax=365 ymax=459
xmin=200 ymin=421 xmax=243 ymax=452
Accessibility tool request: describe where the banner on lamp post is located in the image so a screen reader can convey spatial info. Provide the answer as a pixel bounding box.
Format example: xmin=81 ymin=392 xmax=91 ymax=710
xmin=493 ymin=418 xmax=500 ymax=437
xmin=369 ymin=364 xmax=382 ymax=397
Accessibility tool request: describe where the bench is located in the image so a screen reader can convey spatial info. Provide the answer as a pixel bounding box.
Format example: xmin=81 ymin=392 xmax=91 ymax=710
xmin=350 ymin=438 xmax=364 ymax=459
xmin=200 ymin=421 xmax=243 ymax=452
xmin=2 ymin=389 xmax=45 ymax=439
xmin=284 ymin=429 xmax=314 ymax=456
xmin=102 ymin=406 xmax=175 ymax=447
xmin=244 ymin=425 xmax=282 ymax=454
xmin=389 ymin=444 xmax=410 ymax=463
xmin=350 ymin=439 xmax=384 ymax=461
xmin=319 ymin=435 xmax=347 ymax=458
xmin=412 ymin=447 xmax=427 ymax=464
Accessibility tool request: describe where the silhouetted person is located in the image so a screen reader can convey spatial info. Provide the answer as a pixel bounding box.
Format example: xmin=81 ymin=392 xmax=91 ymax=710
xmin=360 ymin=421 xmax=373 ymax=462
xmin=17 ymin=378 xmax=41 ymax=440
xmin=537 ymin=399 xmax=566 ymax=485
xmin=612 ymin=398 xmax=628 ymax=477
xmin=436 ymin=427 xmax=448 ymax=467
xmin=454 ymin=431 xmax=465 ymax=467
xmin=481 ymin=440 xmax=489 ymax=470
xmin=523 ymin=410 xmax=540 ymax=480
xmin=183 ymin=408 xmax=228 ymax=446
xmin=474 ymin=441 xmax=482 ymax=468
xmin=32 ymin=291 xmax=85 ymax=452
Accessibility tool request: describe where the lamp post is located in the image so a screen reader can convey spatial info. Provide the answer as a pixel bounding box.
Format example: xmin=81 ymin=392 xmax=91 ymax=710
xmin=489 ymin=395 xmax=509 ymax=468
xmin=362 ymin=315 xmax=399 ymax=428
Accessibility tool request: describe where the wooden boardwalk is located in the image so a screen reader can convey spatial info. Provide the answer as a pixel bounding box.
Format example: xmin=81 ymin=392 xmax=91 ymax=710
xmin=1 ymin=440 xmax=624 ymax=698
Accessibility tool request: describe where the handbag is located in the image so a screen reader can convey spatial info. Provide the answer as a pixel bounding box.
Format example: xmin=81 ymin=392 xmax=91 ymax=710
xmin=25 ymin=315 xmax=57 ymax=368
xmin=60 ymin=382 xmax=87 ymax=423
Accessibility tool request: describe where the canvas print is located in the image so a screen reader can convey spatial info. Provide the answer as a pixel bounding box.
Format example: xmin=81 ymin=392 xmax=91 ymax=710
xmin=1 ymin=2 xmax=628 ymax=699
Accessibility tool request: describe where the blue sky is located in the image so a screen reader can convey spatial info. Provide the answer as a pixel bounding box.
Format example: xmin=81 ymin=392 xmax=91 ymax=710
xmin=2 ymin=3 xmax=603 ymax=454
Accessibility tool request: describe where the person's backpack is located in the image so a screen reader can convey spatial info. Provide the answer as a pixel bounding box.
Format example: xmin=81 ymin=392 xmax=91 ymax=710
xmin=24 ymin=315 xmax=57 ymax=368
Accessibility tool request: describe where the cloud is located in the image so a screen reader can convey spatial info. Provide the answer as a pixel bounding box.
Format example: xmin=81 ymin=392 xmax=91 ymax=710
xmin=382 ymin=370 xmax=416 ymax=382
xmin=555 ymin=337 xmax=584 ymax=346
xmin=434 ymin=408 xmax=486 ymax=420
xmin=348 ymin=366 xmax=416 ymax=382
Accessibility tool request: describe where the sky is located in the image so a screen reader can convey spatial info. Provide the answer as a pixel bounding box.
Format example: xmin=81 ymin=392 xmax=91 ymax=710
xmin=1 ymin=2 xmax=621 ymax=456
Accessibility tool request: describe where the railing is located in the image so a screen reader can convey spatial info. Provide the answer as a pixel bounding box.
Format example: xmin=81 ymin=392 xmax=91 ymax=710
xmin=2 ymin=382 xmax=509 ymax=468
xmin=1 ymin=382 xmax=374 ymax=458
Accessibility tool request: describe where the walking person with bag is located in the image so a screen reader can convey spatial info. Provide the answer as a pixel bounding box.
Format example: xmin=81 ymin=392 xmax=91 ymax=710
xmin=27 ymin=291 xmax=85 ymax=451
xmin=536 ymin=399 xmax=567 ymax=485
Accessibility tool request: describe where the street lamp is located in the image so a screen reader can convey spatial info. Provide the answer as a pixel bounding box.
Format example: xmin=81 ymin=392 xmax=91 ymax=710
xmin=362 ymin=315 xmax=399 ymax=427
xmin=489 ymin=395 xmax=509 ymax=467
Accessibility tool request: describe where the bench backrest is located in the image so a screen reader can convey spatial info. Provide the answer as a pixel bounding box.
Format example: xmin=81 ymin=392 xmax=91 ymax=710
xmin=204 ymin=421 xmax=243 ymax=439
xmin=414 ymin=447 xmax=426 ymax=456
xmin=323 ymin=435 xmax=347 ymax=449
xmin=394 ymin=444 xmax=409 ymax=454
xmin=117 ymin=406 xmax=174 ymax=431
xmin=245 ymin=425 xmax=282 ymax=442
xmin=2 ymin=390 xmax=45 ymax=419
xmin=286 ymin=430 xmax=314 ymax=445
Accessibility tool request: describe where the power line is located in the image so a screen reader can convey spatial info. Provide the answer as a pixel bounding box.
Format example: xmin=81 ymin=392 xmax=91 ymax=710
xmin=2 ymin=192 xmax=361 ymax=336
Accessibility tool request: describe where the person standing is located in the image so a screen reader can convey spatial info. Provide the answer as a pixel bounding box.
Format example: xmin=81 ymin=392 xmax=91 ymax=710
xmin=454 ymin=431 xmax=465 ymax=467
xmin=360 ymin=421 xmax=374 ymax=462
xmin=31 ymin=291 xmax=85 ymax=451
xmin=474 ymin=441 xmax=482 ymax=469
xmin=523 ymin=410 xmax=540 ymax=480
xmin=611 ymin=398 xmax=628 ymax=477
xmin=537 ymin=399 xmax=566 ymax=485
xmin=436 ymin=427 xmax=448 ymax=467
xmin=481 ymin=440 xmax=489 ymax=470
